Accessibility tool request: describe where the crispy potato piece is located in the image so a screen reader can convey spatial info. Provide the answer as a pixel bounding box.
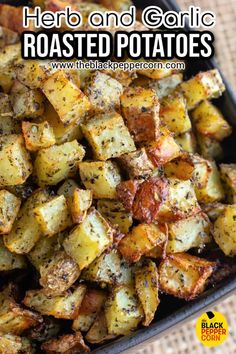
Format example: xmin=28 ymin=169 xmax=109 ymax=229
xmin=82 ymin=249 xmax=133 ymax=286
xmin=79 ymin=160 xmax=121 ymax=199
xmin=57 ymin=178 xmax=79 ymax=198
xmin=116 ymin=179 xmax=140 ymax=212
xmin=72 ymin=288 xmax=106 ymax=332
xmin=0 ymin=134 xmax=33 ymax=187
xmin=175 ymin=131 xmax=196 ymax=153
xmin=220 ymin=164 xmax=236 ymax=202
xmin=82 ymin=111 xmax=135 ymax=160
xmin=70 ymin=188 xmax=93 ymax=224
xmin=11 ymin=88 xmax=45 ymax=120
xmin=118 ymin=148 xmax=155 ymax=179
xmin=34 ymin=195 xmax=72 ymax=237
xmin=63 ymin=208 xmax=113 ymax=270
xmin=0 ymin=238 xmax=26 ymax=271
xmin=34 ymin=140 xmax=85 ymax=186
xmin=4 ymin=190 xmax=49 ymax=254
xmin=197 ymin=133 xmax=223 ymax=161
xmin=39 ymin=251 xmax=80 ymax=295
xmin=22 ymin=121 xmax=55 ymax=152
xmin=178 ymin=69 xmax=225 ymax=110
xmin=0 ymin=26 xmax=19 ymax=48
xmin=0 ymin=5 xmax=35 ymax=33
xmin=23 ymin=285 xmax=86 ymax=319
xmin=191 ymin=100 xmax=232 ymax=141
xmin=15 ymin=60 xmax=51 ymax=89
xmin=145 ymin=126 xmax=181 ymax=166
xmin=84 ymin=72 xmax=123 ymax=113
xmin=164 ymin=154 xmax=194 ymax=180
xmin=42 ymin=71 xmax=91 ymax=126
xmin=213 ymin=205 xmax=236 ymax=256
xmin=159 ymin=253 xmax=216 ymax=300
xmin=191 ymin=154 xmax=212 ymax=189
xmin=167 ymin=212 xmax=212 ymax=253
xmin=135 ymin=260 xmax=159 ymax=326
xmin=160 ymin=93 xmax=191 ymax=135
xmin=147 ymin=73 xmax=183 ymax=99
xmin=97 ymin=199 xmax=133 ymax=233
xmin=0 ymin=190 xmax=21 ymax=234
xmin=118 ymin=223 xmax=167 ymax=263
xmin=195 ymin=161 xmax=224 ymax=204
xmin=86 ymin=312 xmax=116 ymax=344
xmin=41 ymin=331 xmax=90 ymax=354
xmin=105 ymin=285 xmax=143 ymax=335
xmin=120 ymin=86 xmax=160 ymax=142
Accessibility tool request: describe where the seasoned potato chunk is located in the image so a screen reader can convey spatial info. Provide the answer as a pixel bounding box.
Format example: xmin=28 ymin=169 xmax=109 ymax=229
xmin=97 ymin=199 xmax=132 ymax=233
xmin=22 ymin=121 xmax=55 ymax=152
xmin=120 ymin=86 xmax=160 ymax=142
xmin=0 ymin=333 xmax=29 ymax=354
xmin=220 ymin=164 xmax=236 ymax=202
xmin=116 ymin=179 xmax=140 ymax=212
xmin=135 ymin=260 xmax=159 ymax=326
xmin=57 ymin=178 xmax=78 ymax=198
xmin=105 ymin=285 xmax=143 ymax=335
xmin=70 ymin=188 xmax=93 ymax=224
xmin=34 ymin=195 xmax=72 ymax=237
xmin=159 ymin=253 xmax=216 ymax=300
xmin=84 ymin=71 xmax=123 ymax=113
xmin=118 ymin=148 xmax=155 ymax=179
xmin=175 ymin=131 xmax=196 ymax=153
xmin=0 ymin=5 xmax=35 ymax=33
xmin=39 ymin=251 xmax=80 ymax=295
xmin=72 ymin=288 xmax=106 ymax=332
xmin=86 ymin=312 xmax=116 ymax=344
xmin=190 ymin=154 xmax=212 ymax=189
xmin=0 ymin=134 xmax=33 ymax=187
xmin=102 ymin=67 xmax=136 ymax=87
xmin=0 ymin=190 xmax=21 ymax=234
xmin=11 ymin=88 xmax=45 ymax=120
xmin=197 ymin=133 xmax=223 ymax=160
xmin=4 ymin=190 xmax=49 ymax=254
xmin=118 ymin=223 xmax=167 ymax=263
xmin=79 ymin=160 xmax=121 ymax=199
xmin=0 ymin=44 xmax=21 ymax=93
xmin=195 ymin=161 xmax=224 ymax=204
xmin=0 ymin=93 xmax=20 ymax=135
xmin=34 ymin=140 xmax=85 ymax=186
xmin=148 ymin=73 xmax=183 ymax=99
xmin=42 ymin=71 xmax=91 ymax=126
xmin=23 ymin=285 xmax=86 ymax=319
xmin=82 ymin=112 xmax=135 ymax=160
xmin=137 ymin=60 xmax=172 ymax=79
xmin=179 ymin=69 xmax=225 ymax=110
xmin=213 ymin=205 xmax=236 ymax=256
xmin=0 ymin=238 xmax=26 ymax=271
xmin=191 ymin=100 xmax=232 ymax=141
xmin=63 ymin=208 xmax=113 ymax=270
xmin=41 ymin=331 xmax=90 ymax=354
xmin=160 ymin=93 xmax=191 ymax=134
xmin=0 ymin=26 xmax=19 ymax=48
xmin=15 ymin=59 xmax=50 ymax=89
xmin=164 ymin=154 xmax=194 ymax=180
xmin=167 ymin=213 xmax=212 ymax=253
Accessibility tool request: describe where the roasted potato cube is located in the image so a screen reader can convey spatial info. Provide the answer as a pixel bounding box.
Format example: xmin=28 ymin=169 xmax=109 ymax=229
xmin=137 ymin=60 xmax=172 ymax=79
xmin=213 ymin=205 xmax=236 ymax=256
xmin=0 ymin=44 xmax=21 ymax=93
xmin=39 ymin=251 xmax=80 ymax=295
xmin=105 ymin=285 xmax=143 ymax=335
xmin=0 ymin=5 xmax=35 ymax=33
xmin=84 ymin=72 xmax=123 ymax=113
xmin=34 ymin=140 xmax=85 ymax=186
xmin=41 ymin=331 xmax=90 ymax=354
xmin=70 ymin=188 xmax=93 ymax=224
xmin=148 ymin=73 xmax=183 ymax=99
xmin=164 ymin=154 xmax=194 ymax=180
xmin=15 ymin=59 xmax=50 ymax=89
xmin=195 ymin=161 xmax=224 ymax=204
xmin=63 ymin=208 xmax=113 ymax=270
xmin=135 ymin=260 xmax=159 ymax=326
xmin=120 ymin=86 xmax=160 ymax=142
xmin=72 ymin=288 xmax=106 ymax=332
xmin=167 ymin=213 xmax=212 ymax=253
xmin=11 ymin=88 xmax=45 ymax=120
xmin=160 ymin=93 xmax=191 ymax=134
xmin=97 ymin=199 xmax=132 ymax=234
xmin=102 ymin=67 xmax=136 ymax=87
xmin=191 ymin=100 xmax=232 ymax=141
xmin=82 ymin=249 xmax=133 ymax=286
xmin=175 ymin=131 xmax=196 ymax=153
xmin=220 ymin=164 xmax=236 ymax=202
xmin=159 ymin=253 xmax=216 ymax=300
xmin=57 ymin=178 xmax=79 ymax=197
xmin=42 ymin=71 xmax=91 ymax=126
xmin=4 ymin=189 xmax=49 ymax=254
xmin=145 ymin=126 xmax=181 ymax=166
xmin=116 ymin=179 xmax=140 ymax=212
xmin=118 ymin=223 xmax=167 ymax=263
xmin=0 ymin=238 xmax=26 ymax=271
xmin=82 ymin=112 xmax=135 ymax=160
xmin=197 ymin=133 xmax=223 ymax=160
xmin=0 ymin=93 xmax=20 ymax=135
xmin=118 ymin=148 xmax=155 ymax=179
xmin=0 ymin=134 xmax=33 ymax=187
xmin=86 ymin=312 xmax=116 ymax=344
xmin=0 ymin=26 xmax=19 ymax=48
xmin=191 ymin=154 xmax=212 ymax=189
xmin=0 ymin=190 xmax=21 ymax=234
xmin=23 ymin=285 xmax=86 ymax=319
xmin=79 ymin=160 xmax=121 ymax=199
xmin=0 ymin=333 xmax=29 ymax=354
xmin=34 ymin=195 xmax=72 ymax=237
xmin=22 ymin=121 xmax=55 ymax=152
xmin=179 ymin=69 xmax=225 ymax=110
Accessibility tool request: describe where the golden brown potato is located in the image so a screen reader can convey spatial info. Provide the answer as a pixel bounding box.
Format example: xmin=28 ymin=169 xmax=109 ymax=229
xmin=189 ymin=154 xmax=212 ymax=189
xmin=86 ymin=312 xmax=116 ymax=344
xmin=69 ymin=188 xmax=93 ymax=224
xmin=0 ymin=333 xmax=28 ymax=354
xmin=0 ymin=134 xmax=33 ymax=187
xmin=22 ymin=121 xmax=55 ymax=152
xmin=120 ymin=86 xmax=160 ymax=142
xmin=0 ymin=5 xmax=35 ymax=33
xmin=41 ymin=331 xmax=90 ymax=354
xmin=159 ymin=253 xmax=216 ymax=300
xmin=11 ymin=88 xmax=45 ymax=120
xmin=118 ymin=148 xmax=155 ymax=179
xmin=0 ymin=190 xmax=21 ymax=234
xmin=0 ymin=238 xmax=26 ymax=271
xmin=147 ymin=73 xmax=183 ymax=99
xmin=135 ymin=260 xmax=159 ymax=326
xmin=57 ymin=178 xmax=78 ymax=198
xmin=15 ymin=60 xmax=51 ymax=89
xmin=81 ymin=111 xmax=136 ymax=160
xmin=116 ymin=179 xmax=140 ymax=212
xmin=137 ymin=60 xmax=173 ymax=80
xmin=175 ymin=131 xmax=196 ymax=153
xmin=164 ymin=154 xmax=194 ymax=180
